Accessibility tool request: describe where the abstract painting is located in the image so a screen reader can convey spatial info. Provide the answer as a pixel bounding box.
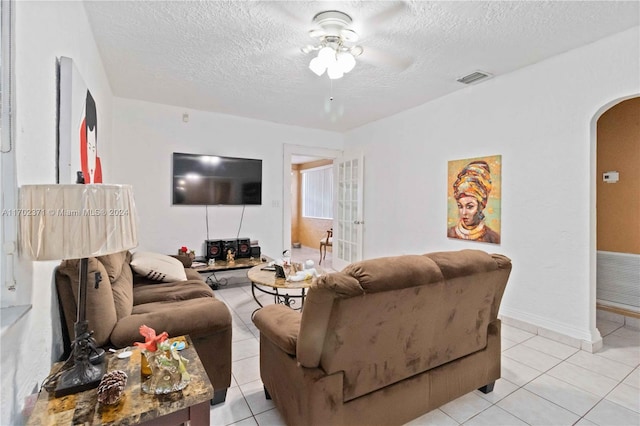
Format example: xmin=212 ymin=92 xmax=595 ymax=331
xmin=58 ymin=56 xmax=103 ymax=184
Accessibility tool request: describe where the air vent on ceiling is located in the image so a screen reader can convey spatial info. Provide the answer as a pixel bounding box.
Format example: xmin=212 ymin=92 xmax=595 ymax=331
xmin=456 ymin=71 xmax=493 ymax=85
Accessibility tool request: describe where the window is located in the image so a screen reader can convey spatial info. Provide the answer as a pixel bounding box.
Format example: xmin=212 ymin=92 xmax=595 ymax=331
xmin=302 ymin=165 xmax=333 ymax=219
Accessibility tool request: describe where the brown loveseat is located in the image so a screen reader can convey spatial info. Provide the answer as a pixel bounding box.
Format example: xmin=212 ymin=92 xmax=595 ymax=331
xmin=252 ymin=249 xmax=512 ymax=425
xmin=55 ymin=251 xmax=232 ymax=404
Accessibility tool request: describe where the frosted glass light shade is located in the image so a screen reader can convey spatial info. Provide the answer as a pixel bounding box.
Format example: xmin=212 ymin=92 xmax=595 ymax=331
xmin=327 ymin=61 xmax=344 ymax=79
xmin=19 ymin=184 xmax=138 ymax=260
xmin=337 ymin=52 xmax=356 ymax=73
xmin=309 ymin=45 xmax=358 ymax=79
xmin=309 ymin=56 xmax=326 ymax=76
xmin=317 ymin=46 xmax=335 ymax=67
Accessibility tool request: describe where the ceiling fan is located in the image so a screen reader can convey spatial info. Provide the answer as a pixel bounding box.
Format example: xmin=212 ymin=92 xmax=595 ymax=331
xmin=299 ymin=7 xmax=413 ymax=79
xmin=301 ymin=10 xmax=363 ymax=79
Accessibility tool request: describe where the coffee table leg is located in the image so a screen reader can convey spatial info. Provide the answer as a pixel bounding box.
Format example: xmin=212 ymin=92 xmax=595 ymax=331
xmin=189 ymin=400 xmax=210 ymax=425
xmin=251 ymin=282 xmax=264 ymax=308
xmin=282 ymin=293 xmax=292 ymax=307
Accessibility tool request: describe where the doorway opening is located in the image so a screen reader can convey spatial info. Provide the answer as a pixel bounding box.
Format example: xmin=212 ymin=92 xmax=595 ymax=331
xmin=592 ymin=95 xmax=640 ymax=340
xmin=291 ymin=156 xmax=334 ymax=270
xmin=282 ymin=145 xmax=341 ymax=272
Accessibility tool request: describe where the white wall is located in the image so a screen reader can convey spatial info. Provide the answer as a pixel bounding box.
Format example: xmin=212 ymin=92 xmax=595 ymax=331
xmin=0 ymin=1 xmax=113 ymax=424
xmin=344 ymin=27 xmax=640 ymax=346
xmin=110 ymin=98 xmax=342 ymax=258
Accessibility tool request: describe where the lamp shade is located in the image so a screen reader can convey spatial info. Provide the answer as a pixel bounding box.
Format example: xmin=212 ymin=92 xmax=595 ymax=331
xmin=19 ymin=184 xmax=138 ymax=260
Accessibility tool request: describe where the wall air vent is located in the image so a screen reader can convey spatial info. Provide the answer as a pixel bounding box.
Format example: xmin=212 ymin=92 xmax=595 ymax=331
xmin=456 ymin=71 xmax=493 ymax=85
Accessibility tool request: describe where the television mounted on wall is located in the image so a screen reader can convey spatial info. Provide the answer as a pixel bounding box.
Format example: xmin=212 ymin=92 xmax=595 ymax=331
xmin=172 ymin=152 xmax=262 ymax=206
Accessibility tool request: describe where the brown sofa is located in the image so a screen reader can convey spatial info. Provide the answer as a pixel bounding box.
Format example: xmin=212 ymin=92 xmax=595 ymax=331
xmin=55 ymin=251 xmax=232 ymax=404
xmin=252 ymin=249 xmax=512 ymax=425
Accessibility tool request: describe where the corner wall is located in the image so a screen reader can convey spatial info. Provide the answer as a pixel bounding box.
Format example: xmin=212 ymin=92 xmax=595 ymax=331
xmin=343 ymin=27 xmax=640 ymax=345
xmin=1 ymin=1 xmax=113 ymax=424
xmin=110 ymin=98 xmax=342 ymax=258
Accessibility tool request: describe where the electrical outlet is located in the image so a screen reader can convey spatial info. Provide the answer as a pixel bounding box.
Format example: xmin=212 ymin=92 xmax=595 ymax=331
xmin=272 ymin=200 xmax=280 ymax=208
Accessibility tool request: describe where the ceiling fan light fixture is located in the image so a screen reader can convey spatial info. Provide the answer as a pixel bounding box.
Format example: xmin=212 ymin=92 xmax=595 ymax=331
xmin=309 ymin=56 xmax=326 ymax=76
xmin=336 ymin=51 xmax=356 ymax=73
xmin=327 ymin=61 xmax=344 ymax=79
xmin=308 ymin=29 xmax=325 ymax=38
xmin=350 ymin=45 xmax=364 ymax=57
xmin=301 ymin=44 xmax=316 ymax=54
xmin=304 ymin=10 xmax=362 ymax=80
xmin=317 ymin=46 xmax=336 ymax=67
xmin=340 ymin=28 xmax=359 ymax=42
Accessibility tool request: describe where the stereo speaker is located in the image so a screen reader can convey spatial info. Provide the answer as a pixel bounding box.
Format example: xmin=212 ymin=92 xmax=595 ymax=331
xmin=222 ymin=239 xmax=238 ymax=257
xmin=250 ymin=245 xmax=261 ymax=258
xmin=205 ymin=240 xmax=224 ymax=260
xmin=236 ymin=238 xmax=251 ymax=258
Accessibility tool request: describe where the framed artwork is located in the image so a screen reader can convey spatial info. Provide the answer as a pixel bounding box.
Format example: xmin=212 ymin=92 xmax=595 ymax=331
xmin=57 ymin=56 xmax=103 ymax=184
xmin=447 ymin=155 xmax=501 ymax=244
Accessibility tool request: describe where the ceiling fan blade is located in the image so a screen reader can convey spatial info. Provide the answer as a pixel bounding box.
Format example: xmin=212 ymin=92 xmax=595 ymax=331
xmin=366 ymin=1 xmax=409 ymax=28
xmin=358 ymin=46 xmax=413 ymax=72
xmin=269 ymin=2 xmax=308 ymax=26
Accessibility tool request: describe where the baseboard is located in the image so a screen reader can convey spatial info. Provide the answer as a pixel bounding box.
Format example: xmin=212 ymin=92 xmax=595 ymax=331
xmin=498 ymin=308 xmax=603 ymax=353
xmin=596 ymin=302 xmax=640 ymax=319
xmin=596 ymin=306 xmax=640 ymax=330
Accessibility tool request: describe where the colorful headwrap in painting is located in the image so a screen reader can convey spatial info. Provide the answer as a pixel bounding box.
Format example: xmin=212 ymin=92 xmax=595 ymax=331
xmin=453 ymin=161 xmax=492 ymax=209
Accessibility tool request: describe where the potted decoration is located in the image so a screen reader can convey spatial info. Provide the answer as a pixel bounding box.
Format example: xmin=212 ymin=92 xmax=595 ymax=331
xmin=134 ymin=325 xmax=190 ymax=395
xmin=178 ymin=246 xmax=196 ymax=260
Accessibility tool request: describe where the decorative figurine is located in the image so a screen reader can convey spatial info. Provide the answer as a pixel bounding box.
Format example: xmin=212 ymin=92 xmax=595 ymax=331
xmin=134 ymin=325 xmax=190 ymax=395
xmin=226 ymin=249 xmax=235 ymax=264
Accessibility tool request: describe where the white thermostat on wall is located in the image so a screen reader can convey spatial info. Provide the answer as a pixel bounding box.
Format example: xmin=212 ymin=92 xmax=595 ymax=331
xmin=603 ymin=171 xmax=619 ymax=183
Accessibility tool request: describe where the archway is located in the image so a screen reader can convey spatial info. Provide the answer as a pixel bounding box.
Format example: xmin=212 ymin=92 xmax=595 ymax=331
xmin=590 ymin=95 xmax=640 ymax=348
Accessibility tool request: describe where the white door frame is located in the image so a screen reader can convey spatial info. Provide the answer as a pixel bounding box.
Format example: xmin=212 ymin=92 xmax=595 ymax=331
xmin=282 ymin=144 xmax=342 ymax=254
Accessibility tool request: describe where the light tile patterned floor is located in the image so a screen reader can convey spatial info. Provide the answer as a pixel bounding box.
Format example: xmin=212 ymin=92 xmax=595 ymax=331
xmin=206 ymin=247 xmax=640 ymax=425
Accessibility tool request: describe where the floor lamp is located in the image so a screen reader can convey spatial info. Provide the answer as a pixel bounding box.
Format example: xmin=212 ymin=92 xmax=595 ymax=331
xmin=19 ymin=184 xmax=138 ymax=397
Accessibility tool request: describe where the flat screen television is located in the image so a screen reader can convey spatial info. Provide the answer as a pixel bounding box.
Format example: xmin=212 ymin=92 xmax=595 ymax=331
xmin=172 ymin=152 xmax=262 ymax=205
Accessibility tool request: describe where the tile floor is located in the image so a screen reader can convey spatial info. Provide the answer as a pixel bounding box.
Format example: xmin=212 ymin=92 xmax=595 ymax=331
xmin=206 ymin=248 xmax=640 ymax=426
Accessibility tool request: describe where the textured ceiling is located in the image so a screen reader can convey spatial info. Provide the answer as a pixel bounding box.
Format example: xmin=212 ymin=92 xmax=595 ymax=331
xmin=83 ymin=1 xmax=639 ymax=132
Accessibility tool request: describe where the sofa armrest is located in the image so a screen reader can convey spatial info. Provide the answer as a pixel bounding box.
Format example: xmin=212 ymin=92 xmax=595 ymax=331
xmin=252 ymin=305 xmax=301 ymax=356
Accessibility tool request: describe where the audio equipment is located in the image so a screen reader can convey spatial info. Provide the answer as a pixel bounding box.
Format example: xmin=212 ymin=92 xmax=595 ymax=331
xmin=205 ymin=240 xmax=225 ymax=260
xmin=222 ymin=239 xmax=238 ymax=257
xmin=236 ymin=238 xmax=251 ymax=258
xmin=206 ymin=238 xmax=259 ymax=261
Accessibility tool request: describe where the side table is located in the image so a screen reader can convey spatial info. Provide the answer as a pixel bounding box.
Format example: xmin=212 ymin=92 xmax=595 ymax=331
xmin=27 ymin=335 xmax=213 ymax=426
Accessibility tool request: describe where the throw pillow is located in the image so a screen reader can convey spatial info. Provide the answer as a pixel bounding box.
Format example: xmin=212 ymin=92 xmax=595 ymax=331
xmin=130 ymin=252 xmax=187 ymax=282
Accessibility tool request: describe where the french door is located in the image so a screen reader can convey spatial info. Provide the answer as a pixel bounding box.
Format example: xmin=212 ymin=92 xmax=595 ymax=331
xmin=332 ymin=155 xmax=364 ymax=271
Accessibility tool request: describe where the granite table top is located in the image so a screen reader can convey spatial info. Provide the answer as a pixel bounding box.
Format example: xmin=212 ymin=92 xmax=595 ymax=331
xmin=27 ymin=335 xmax=213 ymax=425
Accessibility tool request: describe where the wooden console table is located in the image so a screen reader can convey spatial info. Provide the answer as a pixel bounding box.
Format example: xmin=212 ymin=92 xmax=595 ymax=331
xmin=193 ymin=257 xmax=268 ymax=288
xmin=27 ymin=336 xmax=213 ymax=426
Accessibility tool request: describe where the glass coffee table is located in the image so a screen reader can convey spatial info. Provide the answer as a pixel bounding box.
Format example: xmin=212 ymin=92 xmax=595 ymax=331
xmin=247 ymin=264 xmax=322 ymax=310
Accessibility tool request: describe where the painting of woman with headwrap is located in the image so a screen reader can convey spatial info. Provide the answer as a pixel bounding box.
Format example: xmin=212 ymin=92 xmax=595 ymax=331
xmin=447 ymin=155 xmax=501 ymax=244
